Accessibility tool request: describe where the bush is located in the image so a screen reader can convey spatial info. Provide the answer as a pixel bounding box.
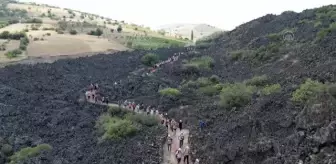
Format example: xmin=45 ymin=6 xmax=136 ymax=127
xmin=57 ymin=30 xmax=64 ymax=34
xmin=329 ymin=84 xmax=336 ymax=99
xmin=87 ymin=28 xmax=103 ymax=36
xmin=25 ymin=18 xmax=43 ymax=23
xmin=244 ymin=75 xmax=269 ymax=87
xmin=69 ymin=29 xmax=77 ymax=35
xmin=198 ymin=85 xmax=221 ymax=96
xmin=126 ymin=113 xmax=158 ymax=127
xmin=184 ymin=56 xmax=214 ymax=70
xmin=19 ymin=36 xmax=29 ymax=50
xmin=5 ymin=49 xmax=22 ymax=58
xmin=9 ymin=144 xmax=52 ymax=164
xmin=46 ymin=33 xmax=51 ymax=36
xmin=159 ymin=88 xmax=181 ymax=97
xmin=96 ymin=114 xmax=137 ymax=140
xmin=292 ymin=79 xmax=326 ymax=103
xmin=220 ymin=83 xmax=254 ymax=108
xmin=261 ymin=84 xmax=281 ymax=95
xmin=31 ymin=27 xmax=38 ymax=30
xmin=231 ymin=51 xmax=244 ymax=61
xmin=0 ymin=31 xmax=26 ymax=40
xmin=209 ymin=75 xmax=220 ymax=84
xmin=1 ymin=144 xmax=13 ymax=156
xmin=117 ymin=25 xmax=122 ymax=32
xmin=141 ymin=53 xmax=159 ymax=66
xmin=33 ymin=37 xmax=39 ymax=41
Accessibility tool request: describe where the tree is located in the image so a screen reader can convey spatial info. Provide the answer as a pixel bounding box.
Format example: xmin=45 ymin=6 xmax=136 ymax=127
xmin=191 ymin=30 xmax=194 ymax=41
xmin=69 ymin=29 xmax=77 ymax=35
xmin=95 ymin=28 xmax=103 ymax=36
xmin=110 ymin=29 xmax=114 ymax=33
xmin=117 ymin=25 xmax=122 ymax=33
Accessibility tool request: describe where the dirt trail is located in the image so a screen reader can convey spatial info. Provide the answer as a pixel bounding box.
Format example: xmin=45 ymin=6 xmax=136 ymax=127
xmin=86 ymin=100 xmax=192 ymax=164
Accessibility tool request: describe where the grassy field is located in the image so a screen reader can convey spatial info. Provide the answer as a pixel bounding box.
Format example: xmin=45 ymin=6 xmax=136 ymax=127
xmin=0 ymin=2 xmax=189 ymax=63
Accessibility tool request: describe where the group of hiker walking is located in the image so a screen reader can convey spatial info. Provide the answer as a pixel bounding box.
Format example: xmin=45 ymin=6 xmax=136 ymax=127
xmin=85 ymin=83 xmax=109 ymax=104
xmin=147 ymin=53 xmax=181 ymax=75
xmin=161 ymin=113 xmax=200 ymax=164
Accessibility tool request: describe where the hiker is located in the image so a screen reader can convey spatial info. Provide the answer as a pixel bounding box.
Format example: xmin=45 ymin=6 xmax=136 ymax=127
xmin=165 ymin=119 xmax=169 ymax=129
xmin=160 ymin=114 xmax=165 ymax=124
xmin=194 ymin=159 xmax=200 ymax=164
xmin=123 ymin=100 xmax=128 ymax=108
xmin=173 ymin=120 xmax=177 ymax=134
xmin=183 ymin=145 xmax=190 ymax=164
xmin=132 ymin=102 xmax=136 ymax=111
xmin=178 ymin=132 xmax=184 ymax=147
xmin=94 ymin=83 xmax=98 ymax=90
xmin=150 ymin=108 xmax=154 ymax=115
xmin=199 ymin=120 xmax=206 ymax=132
xmin=135 ymin=104 xmax=140 ymax=113
xmin=175 ymin=148 xmax=182 ymax=163
xmin=89 ymin=83 xmax=94 ymax=91
xmin=170 ymin=119 xmax=174 ymax=132
xmin=146 ymin=106 xmax=151 ymax=115
xmin=105 ymin=97 xmax=109 ymax=104
xmin=179 ymin=120 xmax=183 ymax=130
xmin=167 ymin=134 xmax=173 ymax=151
xmin=101 ymin=97 xmax=105 ymax=104
xmin=85 ymin=91 xmax=91 ymax=100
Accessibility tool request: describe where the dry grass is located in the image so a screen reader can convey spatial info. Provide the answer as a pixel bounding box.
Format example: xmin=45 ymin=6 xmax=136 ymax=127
xmin=0 ymin=40 xmax=27 ymax=63
xmin=26 ymin=33 xmax=128 ymax=57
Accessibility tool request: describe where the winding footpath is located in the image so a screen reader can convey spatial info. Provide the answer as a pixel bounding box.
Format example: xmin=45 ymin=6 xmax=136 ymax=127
xmin=86 ymin=100 xmax=192 ymax=164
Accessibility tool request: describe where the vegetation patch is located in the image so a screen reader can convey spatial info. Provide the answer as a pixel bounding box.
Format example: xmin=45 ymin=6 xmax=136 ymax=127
xmin=261 ymin=84 xmax=281 ymax=95
xmin=220 ymin=83 xmax=255 ymax=108
xmin=183 ymin=56 xmax=214 ymax=71
xmin=96 ymin=114 xmax=137 ymax=141
xmin=317 ymin=22 xmax=336 ymax=40
xmin=5 ymin=49 xmax=22 ymax=58
xmin=96 ymin=106 xmax=160 ymax=141
xmin=291 ymin=78 xmax=327 ymax=103
xmin=0 ymin=31 xmax=26 ymax=40
xmin=87 ymin=28 xmax=103 ymax=37
xmin=141 ymin=53 xmax=159 ymax=67
xmin=244 ymin=75 xmax=269 ymax=87
xmin=9 ymin=144 xmax=52 ymax=164
xmin=128 ymin=36 xmax=186 ymax=50
xmin=159 ymin=88 xmax=181 ymax=97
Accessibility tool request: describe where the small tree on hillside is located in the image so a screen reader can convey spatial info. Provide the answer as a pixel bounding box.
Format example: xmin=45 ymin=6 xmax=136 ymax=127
xmin=117 ymin=25 xmax=122 ymax=33
xmin=141 ymin=53 xmax=159 ymax=66
xmin=96 ymin=28 xmax=103 ymax=37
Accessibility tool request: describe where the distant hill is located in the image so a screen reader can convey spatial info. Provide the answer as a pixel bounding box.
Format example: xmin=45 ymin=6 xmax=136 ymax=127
xmin=157 ymin=23 xmax=222 ymax=41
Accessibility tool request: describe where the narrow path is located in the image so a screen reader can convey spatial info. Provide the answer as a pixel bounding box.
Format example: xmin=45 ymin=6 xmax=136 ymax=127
xmin=86 ymin=100 xmax=192 ymax=164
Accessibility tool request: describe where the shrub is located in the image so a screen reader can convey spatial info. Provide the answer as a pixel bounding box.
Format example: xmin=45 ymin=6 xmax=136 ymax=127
xmin=25 ymin=18 xmax=43 ymax=23
xmin=19 ymin=36 xmax=29 ymax=50
xmin=117 ymin=25 xmax=122 ymax=32
xmin=5 ymin=49 xmax=22 ymax=58
xmin=231 ymin=51 xmax=244 ymax=61
xmin=69 ymin=29 xmax=77 ymax=35
xmin=159 ymin=88 xmax=181 ymax=97
xmin=198 ymin=85 xmax=220 ymax=96
xmin=126 ymin=113 xmax=158 ymax=127
xmin=220 ymin=83 xmax=254 ymax=108
xmin=107 ymin=106 xmax=129 ymax=117
xmin=209 ymin=75 xmax=220 ymax=84
xmin=33 ymin=37 xmax=39 ymax=41
xmin=96 ymin=114 xmax=137 ymax=140
xmin=328 ymin=84 xmax=336 ymax=99
xmin=184 ymin=56 xmax=214 ymax=70
xmin=1 ymin=144 xmax=13 ymax=155
xmin=292 ymin=79 xmax=326 ymax=103
xmin=31 ymin=27 xmax=38 ymax=30
xmin=141 ymin=53 xmax=159 ymax=66
xmin=261 ymin=84 xmax=281 ymax=95
xmin=57 ymin=30 xmax=64 ymax=34
xmin=46 ymin=33 xmax=51 ymax=36
xmin=244 ymin=75 xmax=269 ymax=87
xmin=267 ymin=33 xmax=282 ymax=42
xmin=9 ymin=144 xmax=52 ymax=164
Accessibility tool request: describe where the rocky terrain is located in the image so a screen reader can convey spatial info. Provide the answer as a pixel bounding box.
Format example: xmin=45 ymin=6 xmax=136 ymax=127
xmin=0 ymin=4 xmax=336 ymax=164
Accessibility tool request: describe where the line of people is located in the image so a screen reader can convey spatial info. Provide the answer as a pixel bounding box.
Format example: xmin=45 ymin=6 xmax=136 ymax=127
xmin=85 ymin=85 xmax=201 ymax=164
xmin=146 ymin=53 xmax=182 ymax=75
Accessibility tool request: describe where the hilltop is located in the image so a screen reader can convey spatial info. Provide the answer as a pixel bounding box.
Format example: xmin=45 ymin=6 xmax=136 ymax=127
xmin=157 ymin=23 xmax=222 ymax=41
xmin=0 ymin=0 xmax=193 ymax=65
xmin=0 ymin=3 xmax=336 ymax=164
